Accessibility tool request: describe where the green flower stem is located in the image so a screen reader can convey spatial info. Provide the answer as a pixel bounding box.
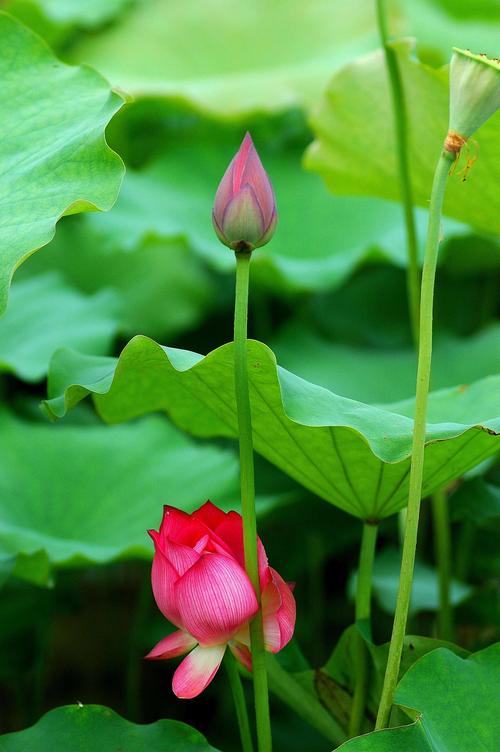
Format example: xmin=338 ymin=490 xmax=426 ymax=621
xmin=375 ymin=0 xmax=420 ymax=345
xmin=375 ymin=150 xmax=453 ymax=730
xmin=234 ymin=250 xmax=272 ymax=752
xmin=431 ymin=487 xmax=453 ymax=640
xmin=266 ymin=655 xmax=346 ymax=747
xmin=225 ymin=652 xmax=255 ymax=752
xmin=349 ymin=522 xmax=378 ymax=737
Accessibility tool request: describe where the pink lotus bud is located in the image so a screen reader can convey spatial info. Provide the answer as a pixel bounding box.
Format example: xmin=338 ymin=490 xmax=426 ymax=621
xmin=146 ymin=501 xmax=296 ymax=699
xmin=212 ymin=132 xmax=277 ymax=251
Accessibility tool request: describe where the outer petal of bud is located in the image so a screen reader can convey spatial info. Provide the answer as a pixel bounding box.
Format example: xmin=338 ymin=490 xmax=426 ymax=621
xmin=212 ymin=133 xmax=277 ymax=251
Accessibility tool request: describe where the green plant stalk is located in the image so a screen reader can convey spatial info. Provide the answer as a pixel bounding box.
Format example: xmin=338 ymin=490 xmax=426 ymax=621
xmin=266 ymin=655 xmax=347 ymax=747
xmin=234 ymin=250 xmax=272 ymax=752
xmin=225 ymin=652 xmax=255 ymax=752
xmin=431 ymin=487 xmax=453 ymax=640
xmin=375 ymin=0 xmax=420 ymax=345
xmin=375 ymin=149 xmax=454 ymax=730
xmin=349 ymin=522 xmax=378 ymax=737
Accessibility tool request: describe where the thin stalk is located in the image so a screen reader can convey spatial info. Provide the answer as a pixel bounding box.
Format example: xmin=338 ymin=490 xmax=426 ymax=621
xmin=376 ymin=0 xmax=420 ymax=345
xmin=225 ymin=652 xmax=254 ymax=752
xmin=431 ymin=487 xmax=453 ymax=640
xmin=349 ymin=522 xmax=378 ymax=737
xmin=375 ymin=150 xmax=453 ymax=730
xmin=266 ymin=655 xmax=347 ymax=747
xmin=234 ymin=250 xmax=272 ymax=752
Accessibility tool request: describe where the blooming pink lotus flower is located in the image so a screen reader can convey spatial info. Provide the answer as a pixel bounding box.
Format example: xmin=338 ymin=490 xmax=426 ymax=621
xmin=146 ymin=501 xmax=295 ymax=699
xmin=212 ymin=132 xmax=277 ymax=251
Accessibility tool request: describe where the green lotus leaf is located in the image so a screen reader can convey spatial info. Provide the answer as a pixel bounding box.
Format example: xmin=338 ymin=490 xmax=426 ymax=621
xmin=0 ymin=409 xmax=243 ymax=583
xmin=0 ymin=273 xmax=120 ymax=382
xmin=66 ymin=0 xmax=379 ymax=117
xmin=336 ymin=644 xmax=500 ymax=750
xmin=0 ymin=12 xmax=124 ymax=315
xmin=18 ymin=218 xmax=217 ymax=340
xmin=306 ymin=41 xmax=500 ymax=236
xmin=314 ymin=626 xmax=467 ymax=729
xmin=0 ymin=704 xmax=220 ymax=751
xmin=43 ymin=337 xmax=500 ymax=520
xmin=272 ymin=322 xmax=500 ymax=403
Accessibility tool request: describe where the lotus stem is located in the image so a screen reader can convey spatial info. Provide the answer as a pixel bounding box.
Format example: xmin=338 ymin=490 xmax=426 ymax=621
xmin=375 ymin=0 xmax=420 ymax=345
xmin=225 ymin=652 xmax=255 ymax=752
xmin=234 ymin=250 xmax=272 ymax=752
xmin=376 ymin=149 xmax=454 ymax=729
xmin=349 ymin=522 xmax=378 ymax=737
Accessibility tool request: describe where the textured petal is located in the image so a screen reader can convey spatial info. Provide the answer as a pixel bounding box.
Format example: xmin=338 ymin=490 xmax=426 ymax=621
xmin=165 ymin=538 xmax=202 ymax=576
xmin=262 ymin=568 xmax=296 ymax=653
xmin=239 ymin=135 xmax=276 ymax=227
xmin=256 ymin=207 xmax=277 ymax=248
xmin=175 ymin=552 xmax=258 ymax=645
xmin=213 ymin=161 xmax=235 ymax=224
xmin=192 ymin=501 xmax=227 ymax=531
xmin=160 ymin=505 xmax=208 ymax=547
xmin=221 ymin=184 xmax=265 ymax=247
xmin=172 ymin=644 xmax=226 ymax=699
xmin=215 ymin=511 xmax=269 ymax=590
xmin=232 ymin=132 xmax=253 ymax=194
xmin=145 ymin=630 xmax=197 ymax=660
xmin=150 ymin=539 xmax=182 ymax=627
xmin=229 ymin=641 xmax=252 ymax=673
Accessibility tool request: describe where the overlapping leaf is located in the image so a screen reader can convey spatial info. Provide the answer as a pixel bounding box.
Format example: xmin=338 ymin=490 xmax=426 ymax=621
xmin=0 ymin=273 xmax=120 ymax=381
xmin=18 ymin=218 xmax=217 ymax=339
xmin=43 ymin=337 xmax=500 ymax=520
xmin=0 ymin=409 xmax=242 ymax=582
xmin=67 ymin=0 xmax=379 ymax=117
xmin=272 ymin=322 xmax=500 ymax=403
xmin=0 ymin=704 xmax=220 ymax=751
xmin=306 ymin=42 xmax=500 ymax=236
xmin=0 ymin=12 xmax=124 ymax=315
xmin=337 ymin=644 xmax=500 ymax=750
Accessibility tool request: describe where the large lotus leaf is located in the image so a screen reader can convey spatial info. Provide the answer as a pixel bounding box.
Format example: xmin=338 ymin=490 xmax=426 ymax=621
xmin=272 ymin=322 xmax=500 ymax=404
xmin=6 ymin=0 xmax=132 ymax=28
xmin=0 ymin=12 xmax=124 ymax=315
xmin=398 ymin=0 xmax=500 ymax=62
xmin=18 ymin=218 xmax=217 ymax=340
xmin=43 ymin=337 xmax=500 ymax=520
xmin=0 ymin=409 xmax=244 ymax=582
xmin=0 ymin=704 xmax=220 ymax=751
xmin=0 ymin=273 xmax=120 ymax=381
xmin=306 ymin=42 xmax=500 ymax=236
xmin=314 ymin=626 xmax=467 ymax=729
xmin=81 ymin=134 xmax=470 ymax=294
xmin=336 ymin=644 xmax=500 ymax=750
xmin=67 ymin=0 xmax=379 ymax=117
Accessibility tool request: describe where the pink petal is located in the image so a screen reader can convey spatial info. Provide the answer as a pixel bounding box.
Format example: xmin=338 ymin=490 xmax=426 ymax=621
xmin=262 ymin=568 xmax=296 ymax=653
xmin=173 ymin=644 xmax=226 ymax=699
xmin=150 ymin=542 xmax=182 ymax=627
xmin=165 ymin=538 xmax=203 ymax=576
xmin=160 ymin=505 xmax=208 ymax=547
xmin=175 ymin=552 xmax=258 ymax=645
xmin=145 ymin=630 xmax=196 ymax=660
xmin=239 ymin=135 xmax=275 ymax=227
xmin=215 ymin=512 xmax=269 ymax=590
xmin=192 ymin=501 xmax=227 ymax=531
xmin=232 ymin=132 xmax=253 ymax=194
xmin=229 ymin=641 xmax=252 ymax=673
xmin=221 ymin=184 xmax=266 ymax=246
